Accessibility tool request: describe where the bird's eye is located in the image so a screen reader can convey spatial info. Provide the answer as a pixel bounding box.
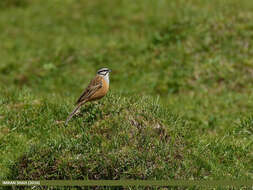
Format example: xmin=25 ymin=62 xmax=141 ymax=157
xmin=99 ymin=70 xmax=108 ymax=74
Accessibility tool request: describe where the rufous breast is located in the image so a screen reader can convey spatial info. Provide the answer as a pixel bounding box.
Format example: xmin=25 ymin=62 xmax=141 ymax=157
xmin=89 ymin=77 xmax=109 ymax=101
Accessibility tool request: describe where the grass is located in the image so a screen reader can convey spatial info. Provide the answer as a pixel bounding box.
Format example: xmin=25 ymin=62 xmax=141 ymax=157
xmin=0 ymin=0 xmax=253 ymax=187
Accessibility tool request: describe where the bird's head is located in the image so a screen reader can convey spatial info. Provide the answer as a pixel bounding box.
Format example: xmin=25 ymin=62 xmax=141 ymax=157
xmin=97 ymin=68 xmax=111 ymax=77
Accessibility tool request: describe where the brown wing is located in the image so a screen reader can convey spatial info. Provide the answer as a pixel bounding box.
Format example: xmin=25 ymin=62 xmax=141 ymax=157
xmin=75 ymin=75 xmax=103 ymax=105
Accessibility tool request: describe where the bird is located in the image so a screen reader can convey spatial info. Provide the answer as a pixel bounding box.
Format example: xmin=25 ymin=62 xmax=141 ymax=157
xmin=65 ymin=68 xmax=111 ymax=125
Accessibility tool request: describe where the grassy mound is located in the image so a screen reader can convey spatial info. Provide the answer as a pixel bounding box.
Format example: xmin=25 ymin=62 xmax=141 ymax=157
xmin=7 ymin=93 xmax=187 ymax=180
xmin=1 ymin=89 xmax=252 ymax=181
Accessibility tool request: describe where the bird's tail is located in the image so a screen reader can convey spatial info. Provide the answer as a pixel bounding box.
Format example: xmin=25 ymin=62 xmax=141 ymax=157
xmin=65 ymin=102 xmax=84 ymax=125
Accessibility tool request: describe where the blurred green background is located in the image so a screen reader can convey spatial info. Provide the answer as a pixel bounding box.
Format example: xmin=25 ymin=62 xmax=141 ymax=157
xmin=0 ymin=0 xmax=252 ymax=182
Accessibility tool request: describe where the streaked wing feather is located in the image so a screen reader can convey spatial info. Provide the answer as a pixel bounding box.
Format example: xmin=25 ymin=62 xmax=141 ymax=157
xmin=76 ymin=76 xmax=103 ymax=104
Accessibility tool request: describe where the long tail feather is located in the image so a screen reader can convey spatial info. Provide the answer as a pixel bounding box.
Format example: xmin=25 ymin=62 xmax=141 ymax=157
xmin=65 ymin=103 xmax=83 ymax=125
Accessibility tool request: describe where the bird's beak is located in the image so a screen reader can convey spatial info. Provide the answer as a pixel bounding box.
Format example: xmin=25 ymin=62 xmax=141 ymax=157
xmin=108 ymin=69 xmax=112 ymax=73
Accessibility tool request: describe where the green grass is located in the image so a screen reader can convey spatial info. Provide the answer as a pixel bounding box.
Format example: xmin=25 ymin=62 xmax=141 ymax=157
xmin=0 ymin=0 xmax=253 ymax=186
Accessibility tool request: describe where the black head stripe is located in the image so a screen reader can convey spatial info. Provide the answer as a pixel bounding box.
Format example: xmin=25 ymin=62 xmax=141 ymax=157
xmin=97 ymin=68 xmax=111 ymax=76
xmin=98 ymin=69 xmax=109 ymax=75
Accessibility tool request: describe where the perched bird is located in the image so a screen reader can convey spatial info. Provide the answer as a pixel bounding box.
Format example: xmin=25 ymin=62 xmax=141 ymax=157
xmin=65 ymin=68 xmax=111 ymax=125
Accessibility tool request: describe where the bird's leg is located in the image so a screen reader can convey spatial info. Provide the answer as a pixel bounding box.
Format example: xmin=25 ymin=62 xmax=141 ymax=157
xmin=93 ymin=101 xmax=100 ymax=110
xmin=97 ymin=101 xmax=105 ymax=106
